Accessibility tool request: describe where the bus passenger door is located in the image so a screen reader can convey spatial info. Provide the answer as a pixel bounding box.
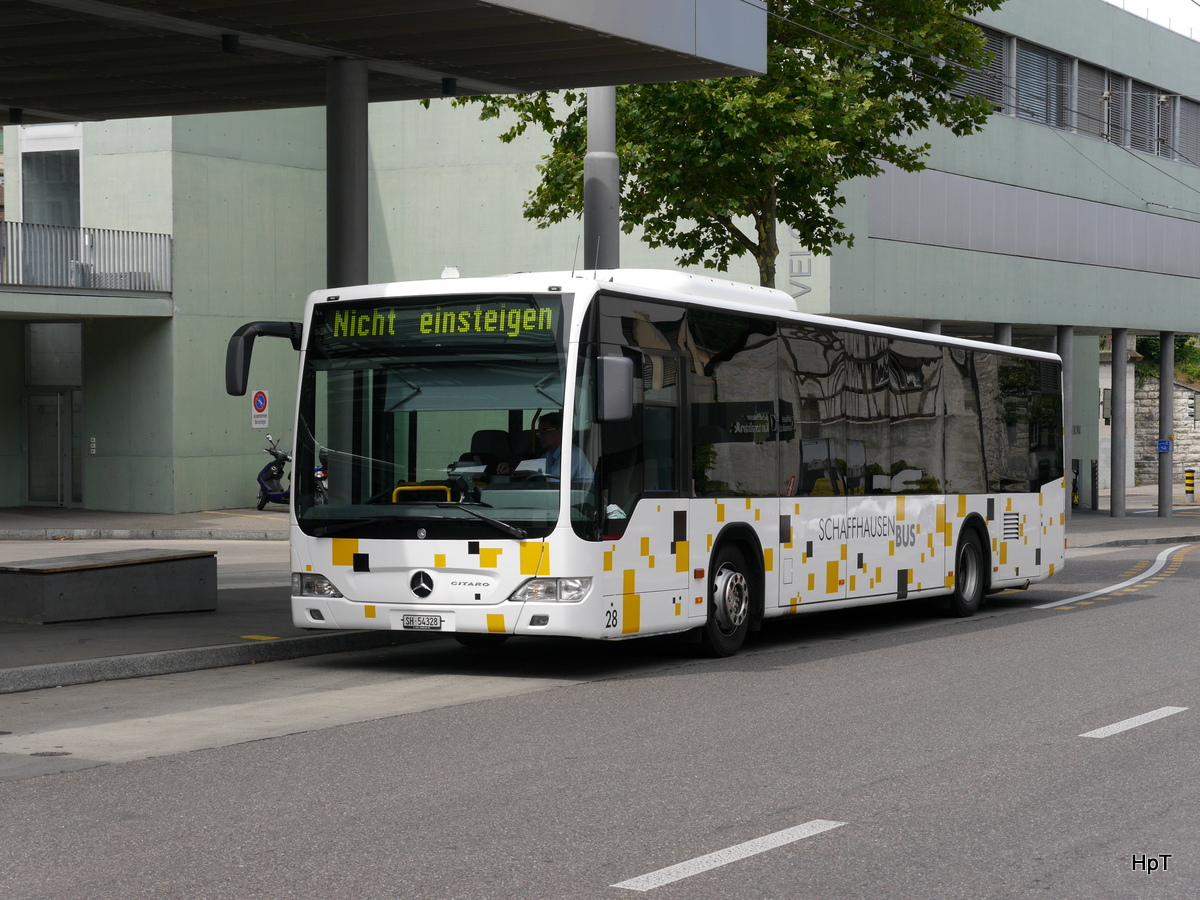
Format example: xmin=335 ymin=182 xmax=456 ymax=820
xmin=590 ymin=299 xmax=690 ymax=637
xmin=777 ymin=323 xmax=851 ymax=608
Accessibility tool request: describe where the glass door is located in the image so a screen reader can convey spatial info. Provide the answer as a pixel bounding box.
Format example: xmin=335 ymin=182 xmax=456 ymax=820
xmin=24 ymin=322 xmax=84 ymax=507
xmin=25 ymin=389 xmax=83 ymax=507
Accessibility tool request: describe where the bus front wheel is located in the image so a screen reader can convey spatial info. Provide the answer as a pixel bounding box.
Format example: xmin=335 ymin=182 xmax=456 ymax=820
xmin=948 ymin=531 xmax=984 ymax=617
xmin=701 ymin=544 xmax=752 ymax=657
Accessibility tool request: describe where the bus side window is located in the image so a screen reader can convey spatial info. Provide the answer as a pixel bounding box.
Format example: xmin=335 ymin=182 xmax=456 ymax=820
xmin=779 ymin=325 xmax=844 ymax=497
xmin=889 ymin=340 xmax=944 ymax=494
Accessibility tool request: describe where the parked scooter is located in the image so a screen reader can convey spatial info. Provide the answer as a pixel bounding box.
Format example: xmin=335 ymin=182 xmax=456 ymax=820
xmin=256 ymin=434 xmax=292 ymax=510
xmin=255 ymin=435 xmax=329 ymax=509
xmin=314 ymin=448 xmax=329 ymax=505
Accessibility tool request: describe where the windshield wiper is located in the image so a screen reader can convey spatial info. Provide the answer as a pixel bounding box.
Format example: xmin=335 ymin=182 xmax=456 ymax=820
xmin=437 ymin=502 xmax=528 ymax=539
xmin=310 ymin=516 xmax=395 ymax=537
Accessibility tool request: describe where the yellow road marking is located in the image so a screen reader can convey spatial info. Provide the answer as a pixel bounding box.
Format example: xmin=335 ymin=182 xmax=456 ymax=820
xmin=204 ymin=510 xmax=287 ymax=521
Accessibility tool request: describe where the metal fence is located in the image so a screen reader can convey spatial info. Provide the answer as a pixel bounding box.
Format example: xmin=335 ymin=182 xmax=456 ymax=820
xmin=0 ymin=221 xmax=172 ymax=292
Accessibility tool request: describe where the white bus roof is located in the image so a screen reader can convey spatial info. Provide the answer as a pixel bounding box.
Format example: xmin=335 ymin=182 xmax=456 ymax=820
xmin=308 ymin=269 xmax=1061 ymax=364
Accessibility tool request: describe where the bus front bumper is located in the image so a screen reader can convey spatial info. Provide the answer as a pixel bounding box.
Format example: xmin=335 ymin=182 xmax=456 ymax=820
xmin=293 ymin=596 xmax=613 ymax=639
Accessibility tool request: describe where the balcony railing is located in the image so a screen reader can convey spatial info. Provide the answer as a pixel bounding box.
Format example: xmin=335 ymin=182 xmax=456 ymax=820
xmin=0 ymin=221 xmax=172 ymax=293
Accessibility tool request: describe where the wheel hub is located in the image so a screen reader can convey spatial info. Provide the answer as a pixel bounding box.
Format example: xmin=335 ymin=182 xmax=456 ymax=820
xmin=712 ymin=565 xmax=750 ymax=632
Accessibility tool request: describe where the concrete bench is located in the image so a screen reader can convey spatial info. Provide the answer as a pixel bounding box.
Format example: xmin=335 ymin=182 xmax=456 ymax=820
xmin=0 ymin=549 xmax=217 ymax=624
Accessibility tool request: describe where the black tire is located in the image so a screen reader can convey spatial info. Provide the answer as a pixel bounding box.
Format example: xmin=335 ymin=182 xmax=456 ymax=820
xmin=256 ymin=489 xmax=268 ymax=511
xmin=454 ymin=633 xmax=510 ymax=649
xmin=700 ymin=544 xmax=753 ymax=657
xmin=947 ymin=530 xmax=985 ymax=617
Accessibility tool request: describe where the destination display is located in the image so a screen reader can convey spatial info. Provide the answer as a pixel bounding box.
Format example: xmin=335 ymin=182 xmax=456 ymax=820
xmin=313 ymin=295 xmax=562 ymax=351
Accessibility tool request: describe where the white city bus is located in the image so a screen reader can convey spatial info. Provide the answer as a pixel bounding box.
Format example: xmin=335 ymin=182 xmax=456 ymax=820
xmin=227 ymin=269 xmax=1065 ymax=656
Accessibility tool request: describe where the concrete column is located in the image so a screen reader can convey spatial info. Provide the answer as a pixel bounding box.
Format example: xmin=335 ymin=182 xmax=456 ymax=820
xmin=325 ymin=58 xmax=370 ymax=502
xmin=1110 ymin=329 xmax=1128 ymax=517
xmin=992 ymin=323 xmax=1013 ymax=345
xmin=326 ymin=57 xmax=369 ymax=288
xmin=1159 ymin=331 xmax=1175 ymax=517
xmin=584 ymin=86 xmax=620 ymax=270
xmin=921 ymin=320 xmax=942 ymax=335
xmin=1057 ymin=326 xmax=1073 ymax=521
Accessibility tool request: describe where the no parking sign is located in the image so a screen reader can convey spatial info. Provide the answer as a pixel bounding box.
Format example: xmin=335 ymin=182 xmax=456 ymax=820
xmin=252 ymin=390 xmax=269 ymax=429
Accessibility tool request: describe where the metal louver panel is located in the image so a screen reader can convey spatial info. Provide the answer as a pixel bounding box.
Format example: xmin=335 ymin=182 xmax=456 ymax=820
xmin=1178 ymin=98 xmax=1200 ymax=164
xmin=1040 ymin=363 xmax=1061 ymax=394
xmin=958 ymin=26 xmax=1007 ymax=110
xmin=1003 ymin=513 xmax=1021 ymax=541
xmin=1130 ymin=81 xmax=1158 ymax=152
xmin=1016 ymin=41 xmax=1068 ymax=127
xmin=1076 ymin=62 xmax=1106 ymax=138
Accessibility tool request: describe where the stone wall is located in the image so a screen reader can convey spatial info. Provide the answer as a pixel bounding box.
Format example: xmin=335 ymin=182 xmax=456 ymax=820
xmin=1134 ymin=376 xmax=1200 ymax=483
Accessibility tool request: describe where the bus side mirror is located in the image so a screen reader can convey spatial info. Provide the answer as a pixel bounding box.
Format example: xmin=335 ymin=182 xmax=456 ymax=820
xmin=598 ymin=355 xmax=634 ymax=422
xmin=225 ymin=321 xmax=303 ymax=396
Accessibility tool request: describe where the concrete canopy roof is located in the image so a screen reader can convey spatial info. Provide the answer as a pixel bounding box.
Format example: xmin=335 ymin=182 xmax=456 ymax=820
xmin=2 ymin=0 xmax=766 ymax=124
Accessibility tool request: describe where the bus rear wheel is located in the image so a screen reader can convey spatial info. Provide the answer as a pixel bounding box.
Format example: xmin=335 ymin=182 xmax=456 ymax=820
xmin=948 ymin=531 xmax=984 ymax=617
xmin=701 ymin=545 xmax=752 ymax=657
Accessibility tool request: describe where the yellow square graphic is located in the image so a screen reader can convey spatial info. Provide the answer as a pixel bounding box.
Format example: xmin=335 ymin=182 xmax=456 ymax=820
xmin=521 ymin=542 xmax=549 ymax=576
xmin=675 ymin=541 xmax=690 ymax=573
xmin=826 ymin=561 xmax=839 ymax=594
xmin=622 ymin=594 xmax=640 ymax=634
xmin=332 ymin=538 xmax=359 ymax=567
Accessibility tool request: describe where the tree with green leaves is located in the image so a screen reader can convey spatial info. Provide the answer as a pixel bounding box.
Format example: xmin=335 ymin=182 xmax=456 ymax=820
xmin=458 ymin=0 xmax=1002 ymax=286
xmin=1136 ymin=334 xmax=1200 ymax=385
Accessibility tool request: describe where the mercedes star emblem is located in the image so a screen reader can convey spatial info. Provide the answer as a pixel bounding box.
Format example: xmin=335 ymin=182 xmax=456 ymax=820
xmin=410 ymin=570 xmax=434 ymax=598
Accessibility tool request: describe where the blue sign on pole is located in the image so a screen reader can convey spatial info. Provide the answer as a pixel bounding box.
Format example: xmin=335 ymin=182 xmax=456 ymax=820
xmin=1158 ymin=439 xmax=1172 ymax=453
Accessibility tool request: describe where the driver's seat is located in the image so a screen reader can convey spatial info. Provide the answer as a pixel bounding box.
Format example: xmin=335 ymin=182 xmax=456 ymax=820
xmin=460 ymin=429 xmax=511 ymax=471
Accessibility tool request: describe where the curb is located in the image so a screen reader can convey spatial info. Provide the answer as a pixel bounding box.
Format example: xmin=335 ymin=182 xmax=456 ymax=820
xmin=0 ymin=630 xmax=431 ymax=694
xmin=0 ymin=529 xmax=287 ymax=542
xmin=1072 ymin=534 xmax=1200 ymax=548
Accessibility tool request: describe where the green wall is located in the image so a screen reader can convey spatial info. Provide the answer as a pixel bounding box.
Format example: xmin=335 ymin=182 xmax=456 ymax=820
xmin=167 ymin=109 xmax=326 ymax=511
xmin=83 ymin=117 xmax=173 ymax=234
xmin=366 ymin=99 xmax=773 ymax=288
xmin=81 ymin=319 xmax=174 ymax=511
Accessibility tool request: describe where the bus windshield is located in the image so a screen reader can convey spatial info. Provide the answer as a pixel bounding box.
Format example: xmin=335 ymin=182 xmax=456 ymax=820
xmin=293 ymin=293 xmax=576 ymax=540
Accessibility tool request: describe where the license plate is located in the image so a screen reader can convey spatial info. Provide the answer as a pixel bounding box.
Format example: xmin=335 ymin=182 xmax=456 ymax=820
xmin=401 ymin=614 xmax=444 ymax=631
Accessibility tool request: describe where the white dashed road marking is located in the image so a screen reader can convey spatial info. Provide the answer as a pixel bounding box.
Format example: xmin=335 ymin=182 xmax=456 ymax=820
xmin=1080 ymin=706 xmax=1188 ymax=739
xmin=611 ymin=820 xmax=846 ymax=892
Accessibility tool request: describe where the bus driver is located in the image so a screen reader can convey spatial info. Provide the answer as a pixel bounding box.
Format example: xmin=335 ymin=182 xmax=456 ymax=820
xmin=533 ymin=412 xmax=593 ymax=484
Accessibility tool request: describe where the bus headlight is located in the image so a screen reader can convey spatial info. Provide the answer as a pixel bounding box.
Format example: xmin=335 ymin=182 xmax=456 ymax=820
xmin=509 ymin=576 xmax=592 ymax=603
xmin=292 ymin=572 xmax=344 ymax=598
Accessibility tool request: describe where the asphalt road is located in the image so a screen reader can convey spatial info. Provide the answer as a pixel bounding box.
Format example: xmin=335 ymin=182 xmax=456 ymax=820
xmin=0 ymin=544 xmax=1196 ymax=899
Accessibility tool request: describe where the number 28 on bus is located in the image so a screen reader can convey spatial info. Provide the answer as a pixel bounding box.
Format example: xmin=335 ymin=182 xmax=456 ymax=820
xmin=226 ymin=269 xmax=1065 ymax=657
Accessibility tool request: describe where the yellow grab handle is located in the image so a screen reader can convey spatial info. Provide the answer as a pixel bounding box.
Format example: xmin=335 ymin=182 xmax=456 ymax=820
xmin=392 ymin=484 xmax=451 ymax=503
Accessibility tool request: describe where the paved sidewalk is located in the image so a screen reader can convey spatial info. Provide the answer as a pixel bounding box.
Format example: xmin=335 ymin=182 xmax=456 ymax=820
xmin=0 ymin=505 xmax=290 ymax=541
xmin=3 ymin=490 xmax=1200 ymax=694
